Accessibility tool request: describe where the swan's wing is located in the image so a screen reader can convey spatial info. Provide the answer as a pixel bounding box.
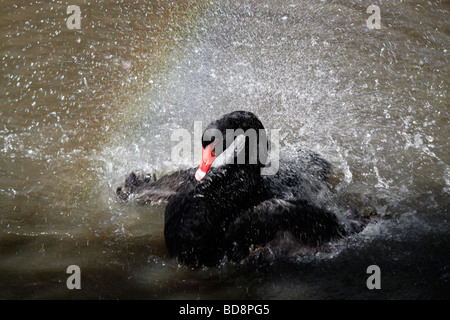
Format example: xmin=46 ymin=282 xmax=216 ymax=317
xmin=262 ymin=149 xmax=333 ymax=201
xmin=116 ymin=168 xmax=197 ymax=203
xmin=225 ymin=198 xmax=346 ymax=261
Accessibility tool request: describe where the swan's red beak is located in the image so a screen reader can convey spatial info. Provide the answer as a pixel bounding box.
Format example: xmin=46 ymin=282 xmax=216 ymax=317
xmin=195 ymin=140 xmax=218 ymax=181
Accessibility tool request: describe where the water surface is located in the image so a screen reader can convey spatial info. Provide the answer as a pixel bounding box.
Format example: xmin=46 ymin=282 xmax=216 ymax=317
xmin=0 ymin=0 xmax=449 ymax=299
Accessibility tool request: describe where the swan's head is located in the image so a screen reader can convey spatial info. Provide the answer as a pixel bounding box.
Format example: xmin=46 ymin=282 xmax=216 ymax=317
xmin=195 ymin=111 xmax=268 ymax=181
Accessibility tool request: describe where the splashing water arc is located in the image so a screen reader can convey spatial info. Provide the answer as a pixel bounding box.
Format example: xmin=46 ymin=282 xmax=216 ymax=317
xmin=0 ymin=0 xmax=448 ymax=299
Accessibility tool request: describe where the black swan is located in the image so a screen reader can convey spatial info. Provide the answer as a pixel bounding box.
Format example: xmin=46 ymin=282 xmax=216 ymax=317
xmin=116 ymin=111 xmax=364 ymax=266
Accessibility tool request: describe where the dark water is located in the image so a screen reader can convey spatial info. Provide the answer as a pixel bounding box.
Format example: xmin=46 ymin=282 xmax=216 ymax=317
xmin=0 ymin=0 xmax=449 ymax=299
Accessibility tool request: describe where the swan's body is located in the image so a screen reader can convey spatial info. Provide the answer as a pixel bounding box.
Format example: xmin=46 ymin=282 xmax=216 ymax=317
xmin=117 ymin=111 xmax=363 ymax=266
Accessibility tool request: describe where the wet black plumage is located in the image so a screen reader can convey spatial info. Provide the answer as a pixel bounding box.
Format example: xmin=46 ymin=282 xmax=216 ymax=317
xmin=117 ymin=111 xmax=359 ymax=266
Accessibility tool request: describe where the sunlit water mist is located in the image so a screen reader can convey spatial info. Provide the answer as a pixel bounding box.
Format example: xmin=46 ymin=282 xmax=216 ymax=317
xmin=0 ymin=0 xmax=449 ymax=299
